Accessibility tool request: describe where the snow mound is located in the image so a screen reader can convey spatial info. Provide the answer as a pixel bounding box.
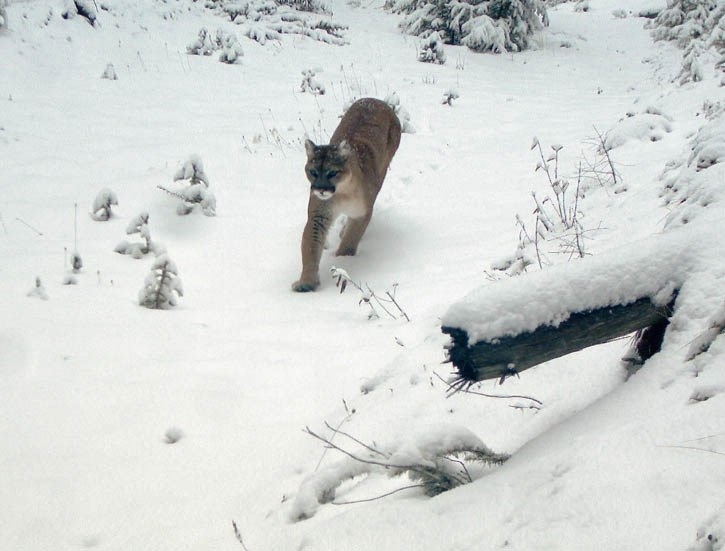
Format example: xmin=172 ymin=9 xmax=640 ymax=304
xmin=605 ymin=112 xmax=672 ymax=149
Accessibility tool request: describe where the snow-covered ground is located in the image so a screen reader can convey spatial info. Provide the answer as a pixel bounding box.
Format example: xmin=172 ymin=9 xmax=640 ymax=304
xmin=1 ymin=0 xmax=724 ymax=549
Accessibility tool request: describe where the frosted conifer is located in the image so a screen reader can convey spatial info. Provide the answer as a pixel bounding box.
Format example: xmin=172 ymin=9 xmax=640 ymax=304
xmin=91 ymin=188 xmax=118 ymax=221
xmin=164 ymin=155 xmax=217 ymax=216
xmin=418 ymin=31 xmax=446 ymax=63
xmin=390 ymin=0 xmax=547 ymax=53
xmin=115 ymin=212 xmax=162 ymax=258
xmin=139 ymin=254 xmax=184 ymax=310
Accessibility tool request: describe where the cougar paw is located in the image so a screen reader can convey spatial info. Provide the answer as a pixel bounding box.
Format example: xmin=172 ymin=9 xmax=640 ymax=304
xmin=292 ymin=279 xmax=319 ymax=293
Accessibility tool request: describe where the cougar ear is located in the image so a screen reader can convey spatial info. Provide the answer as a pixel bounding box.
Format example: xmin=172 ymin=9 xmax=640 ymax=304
xmin=304 ymin=139 xmax=316 ymax=160
xmin=336 ymin=140 xmax=351 ymax=160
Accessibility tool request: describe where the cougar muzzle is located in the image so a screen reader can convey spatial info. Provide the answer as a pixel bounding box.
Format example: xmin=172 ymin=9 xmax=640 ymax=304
xmin=311 ymin=182 xmax=335 ymax=201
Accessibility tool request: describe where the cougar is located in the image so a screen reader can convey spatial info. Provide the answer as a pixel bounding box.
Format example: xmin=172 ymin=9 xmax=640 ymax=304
xmin=292 ymin=98 xmax=402 ymax=292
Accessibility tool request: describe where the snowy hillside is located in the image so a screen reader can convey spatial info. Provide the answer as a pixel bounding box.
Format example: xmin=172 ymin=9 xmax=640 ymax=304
xmin=1 ymin=0 xmax=724 ymax=549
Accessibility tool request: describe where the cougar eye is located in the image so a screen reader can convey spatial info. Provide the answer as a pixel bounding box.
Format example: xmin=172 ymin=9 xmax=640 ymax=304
xmin=309 ymin=169 xmax=319 ymax=178
xmin=326 ymin=170 xmax=339 ymax=179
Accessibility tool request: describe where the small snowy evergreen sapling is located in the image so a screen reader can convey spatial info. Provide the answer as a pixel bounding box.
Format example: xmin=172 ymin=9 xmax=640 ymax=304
xmin=300 ymin=69 xmax=326 ymax=95
xmin=442 ymin=88 xmax=459 ymax=105
xmin=62 ymin=0 xmax=97 ymax=26
xmin=101 ymin=63 xmax=118 ymax=80
xmin=0 ymin=1 xmax=8 ymax=31
xmin=218 ymin=33 xmax=244 ymax=64
xmin=27 ymin=277 xmax=49 ymax=300
xmin=418 ymin=31 xmax=446 ymax=64
xmin=139 ymin=254 xmax=184 ymax=310
xmin=384 ymin=92 xmax=416 ymax=134
xmin=174 ymin=154 xmax=209 ymax=187
xmin=160 ymin=155 xmax=217 ymax=216
xmin=91 ymin=188 xmax=118 ymax=221
xmin=187 ymin=28 xmax=216 ymax=56
xmin=115 ymin=212 xmax=162 ymax=258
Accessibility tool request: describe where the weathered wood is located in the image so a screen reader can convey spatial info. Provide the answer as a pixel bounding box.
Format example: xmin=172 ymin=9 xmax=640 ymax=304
xmin=442 ymin=297 xmax=674 ymax=385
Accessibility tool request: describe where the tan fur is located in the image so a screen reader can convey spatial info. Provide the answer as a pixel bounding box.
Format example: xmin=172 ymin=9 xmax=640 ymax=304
xmin=292 ymin=98 xmax=402 ymax=292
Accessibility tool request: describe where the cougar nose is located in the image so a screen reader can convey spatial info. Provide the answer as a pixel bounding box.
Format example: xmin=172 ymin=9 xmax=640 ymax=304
xmin=312 ymin=182 xmax=335 ymax=194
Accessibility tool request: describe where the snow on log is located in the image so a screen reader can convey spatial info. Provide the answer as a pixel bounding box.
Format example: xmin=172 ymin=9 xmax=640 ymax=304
xmin=440 ymin=229 xmax=697 ymax=384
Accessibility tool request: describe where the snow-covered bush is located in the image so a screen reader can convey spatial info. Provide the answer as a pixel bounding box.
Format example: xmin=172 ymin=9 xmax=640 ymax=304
xmin=115 ymin=212 xmax=163 ymax=258
xmin=201 ymin=0 xmax=347 ymax=45
xmin=139 ymin=254 xmax=183 ymax=310
xmin=27 ymin=277 xmax=49 ymax=300
xmin=101 ymin=63 xmax=117 ymax=80
xmin=389 ymin=0 xmax=548 ymax=53
xmin=300 ymin=69 xmax=325 ymax=95
xmin=61 ymin=0 xmax=97 ymax=26
xmin=604 ymin=111 xmax=673 ymax=149
xmin=187 ymin=28 xmax=244 ymax=64
xmin=218 ymin=33 xmax=244 ymax=64
xmin=0 ymin=1 xmax=8 ymax=31
xmin=187 ymin=27 xmax=217 ymax=56
xmin=418 ymin=31 xmax=446 ymax=63
xmin=278 ymin=0 xmax=330 ymax=13
xmin=384 ymin=92 xmax=416 ymax=134
xmin=661 ymin=111 xmax=725 ymax=224
xmin=91 ymin=188 xmax=118 ymax=221
xmin=442 ymin=88 xmax=459 ymax=105
xmin=648 ymin=0 xmax=725 ymax=82
xmin=292 ymin=424 xmax=508 ymax=521
xmin=159 ymin=155 xmax=217 ymax=216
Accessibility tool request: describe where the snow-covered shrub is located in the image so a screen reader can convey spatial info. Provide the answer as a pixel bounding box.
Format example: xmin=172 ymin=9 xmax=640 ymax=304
xmin=187 ymin=28 xmax=243 ymax=64
xmin=174 ymin=154 xmax=209 ymax=187
xmin=27 ymin=277 xmax=49 ymax=300
xmin=278 ymin=0 xmax=330 ymax=14
xmin=187 ymin=27 xmax=217 ymax=56
xmin=139 ymin=254 xmax=183 ymax=310
xmin=0 ymin=1 xmax=8 ymax=31
xmin=159 ymin=155 xmax=217 ymax=216
xmin=201 ymin=0 xmax=347 ymax=45
xmin=300 ymin=68 xmax=325 ymax=95
xmin=91 ymin=188 xmax=118 ymax=221
xmin=384 ymin=92 xmax=416 ymax=134
xmin=292 ymin=424 xmax=508 ymax=521
xmin=442 ymin=88 xmax=459 ymax=105
xmin=61 ymin=0 xmax=97 ymax=26
xmin=101 ymin=63 xmax=118 ymax=80
xmin=389 ymin=0 xmax=548 ymax=53
xmin=661 ymin=111 xmax=725 ymax=224
xmin=218 ymin=33 xmax=244 ymax=64
xmin=648 ymin=0 xmax=725 ymax=82
xmin=418 ymin=31 xmax=446 ymax=63
xmin=604 ymin=112 xmax=673 ymax=149
xmin=115 ymin=212 xmax=163 ymax=258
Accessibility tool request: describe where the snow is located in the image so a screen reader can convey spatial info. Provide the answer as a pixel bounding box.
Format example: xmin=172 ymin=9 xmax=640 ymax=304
xmin=1 ymin=0 xmax=725 ymax=550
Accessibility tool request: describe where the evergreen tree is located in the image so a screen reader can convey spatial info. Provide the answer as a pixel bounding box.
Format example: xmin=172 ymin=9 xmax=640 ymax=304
xmin=139 ymin=254 xmax=184 ymax=310
xmin=649 ymin=0 xmax=725 ymax=81
xmin=390 ymin=0 xmax=547 ymax=53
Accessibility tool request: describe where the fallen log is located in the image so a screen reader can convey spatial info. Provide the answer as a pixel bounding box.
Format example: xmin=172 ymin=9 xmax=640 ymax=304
xmin=439 ymin=230 xmax=694 ymax=387
xmin=442 ymin=296 xmax=674 ymax=386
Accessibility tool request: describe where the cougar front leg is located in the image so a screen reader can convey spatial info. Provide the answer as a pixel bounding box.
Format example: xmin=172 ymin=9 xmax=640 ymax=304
xmin=292 ymin=200 xmax=333 ymax=292
xmin=336 ymin=212 xmax=372 ymax=256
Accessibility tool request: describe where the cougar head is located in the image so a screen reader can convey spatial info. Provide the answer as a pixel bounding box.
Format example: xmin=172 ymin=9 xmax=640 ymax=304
xmin=304 ymin=139 xmax=351 ymax=201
